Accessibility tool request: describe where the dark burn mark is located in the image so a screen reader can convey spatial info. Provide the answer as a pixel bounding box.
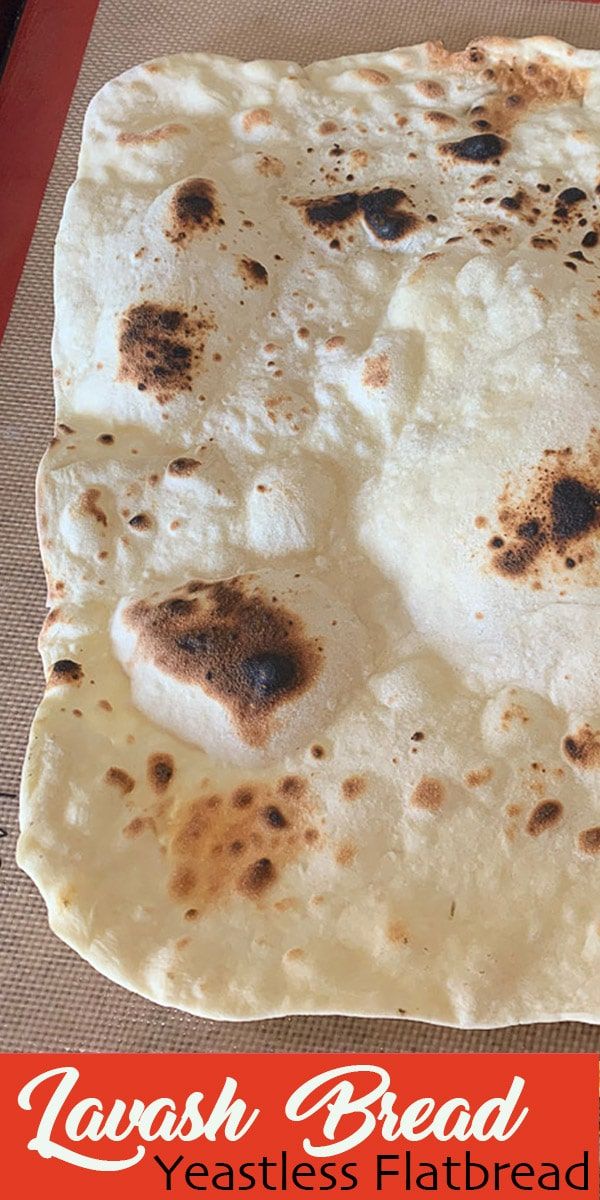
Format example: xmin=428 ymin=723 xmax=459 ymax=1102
xmin=147 ymin=752 xmax=174 ymax=793
xmin=97 ymin=433 xmax=114 ymax=445
xmin=526 ymin=800 xmax=563 ymax=836
xmin=516 ymin=519 xmax=539 ymax=539
xmin=295 ymin=187 xmax=421 ymax=244
xmin=582 ymin=230 xmax=598 ymax=248
xmin=360 ymin=189 xmax=421 ymax=243
xmin=49 ymin=659 xmax=83 ymax=685
xmin=262 ymin=805 xmax=287 ymax=829
xmin=551 ymin=477 xmax=600 ymax=541
xmin=304 ymin=191 xmax=359 ymax=228
xmin=500 ymin=193 xmax=522 ymax=211
xmin=237 ymin=257 xmax=269 ymax=288
xmin=168 ymin=457 xmax=201 ymax=476
xmin=239 ymin=857 xmax=275 ymax=896
xmin=488 ymin=440 xmax=600 ymax=582
xmin=441 ymin=133 xmax=507 ymax=163
xmin=125 ymin=575 xmax=322 ymax=748
xmin=167 ymin=178 xmax=221 ymax=242
xmin=241 ymin=652 xmax=297 ymax=700
xmin=129 ymin=512 xmax=152 ymax=531
xmin=554 ymin=188 xmax=587 ymax=225
xmin=557 ymin=187 xmax=587 ymax=206
xmin=562 ymin=726 xmax=600 ymax=769
xmin=118 ymin=302 xmax=214 ymax=402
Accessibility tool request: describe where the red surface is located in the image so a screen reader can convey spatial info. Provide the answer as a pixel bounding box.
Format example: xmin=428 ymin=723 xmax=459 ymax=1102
xmin=1 ymin=1055 xmax=597 ymax=1198
xmin=0 ymin=0 xmax=99 ymax=342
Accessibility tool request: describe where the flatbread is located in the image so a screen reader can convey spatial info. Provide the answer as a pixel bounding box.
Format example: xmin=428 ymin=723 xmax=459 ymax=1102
xmin=18 ymin=36 xmax=600 ymax=1024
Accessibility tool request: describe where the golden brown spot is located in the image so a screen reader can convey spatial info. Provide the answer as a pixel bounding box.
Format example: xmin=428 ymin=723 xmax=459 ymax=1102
xmin=464 ymin=767 xmax=493 ymax=788
xmin=239 ymin=857 xmax=275 ymax=895
xmin=118 ymin=302 xmax=215 ymax=403
xmin=117 ymin=122 xmax=188 ymax=145
xmin=501 ymin=703 xmax=529 ymax=729
xmin=411 ymin=776 xmax=444 ymax=812
xmin=578 ymin=826 xmax=600 ymax=855
xmin=147 ymin=752 xmax=174 ymax=794
xmin=167 ymin=457 xmax=201 ymax=476
xmin=531 ymin=235 xmax=558 ymax=250
xmin=237 ymin=257 xmax=269 ymax=288
xmin=105 ymin=767 xmax=135 ymax=795
xmin=169 ymin=864 xmax=197 ymax=900
xmin=488 ymin=437 xmax=600 ymax=583
xmin=387 ymin=920 xmax=409 ymax=945
xmin=416 ymin=79 xmax=444 ymax=98
xmin=285 ymin=946 xmax=305 ymax=960
xmin=342 ymin=774 xmax=366 ymax=801
xmin=166 ymin=178 xmax=221 ymax=243
xmin=324 ymin=335 xmax=345 ymax=350
xmin=319 ymin=120 xmax=339 ymax=134
xmin=506 ymin=803 xmax=522 ymax=818
xmin=362 ymin=352 xmax=390 ymax=389
xmin=48 ymin=659 xmax=83 ymax=686
xmin=311 ymin=743 xmax=325 ymax=759
xmin=123 ymin=815 xmax=156 ymax=838
xmin=335 ymin=841 xmax=357 ymax=866
xmin=255 ymin=154 xmax=285 ymax=177
xmin=562 ymin=726 xmax=600 ymax=769
xmin=424 ymin=110 xmax=457 ymax=128
xmin=98 ymin=699 xmax=112 ymax=712
xmin=355 ymin=69 xmax=390 ymax=85
xmin=278 ymin=775 xmax=306 ymax=799
xmin=81 ymin=488 xmax=107 ymax=526
xmin=232 ymin=786 xmax=254 ymax=808
xmin=241 ymin=108 xmax=272 ymax=133
xmin=475 ymin=515 xmax=488 ymax=528
xmin=350 ymin=149 xmax=368 ymax=167
xmin=166 ymin=776 xmax=315 ymax=915
xmin=526 ymin=799 xmax=563 ymax=836
xmin=425 ymin=41 xmax=587 ymax=135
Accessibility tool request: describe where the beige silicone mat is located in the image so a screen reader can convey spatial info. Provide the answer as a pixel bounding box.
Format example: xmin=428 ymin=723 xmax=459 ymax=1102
xmin=2 ymin=0 xmax=600 ymax=1053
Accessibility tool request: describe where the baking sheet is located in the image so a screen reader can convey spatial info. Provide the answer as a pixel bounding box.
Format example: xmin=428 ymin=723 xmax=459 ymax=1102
xmin=2 ymin=0 xmax=600 ymax=1053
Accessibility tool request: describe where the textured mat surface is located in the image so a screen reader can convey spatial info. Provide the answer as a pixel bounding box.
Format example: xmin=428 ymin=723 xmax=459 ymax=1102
xmin=2 ymin=0 xmax=600 ymax=1052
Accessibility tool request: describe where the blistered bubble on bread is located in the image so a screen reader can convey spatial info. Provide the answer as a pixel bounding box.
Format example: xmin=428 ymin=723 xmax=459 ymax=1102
xmin=112 ymin=571 xmax=366 ymax=764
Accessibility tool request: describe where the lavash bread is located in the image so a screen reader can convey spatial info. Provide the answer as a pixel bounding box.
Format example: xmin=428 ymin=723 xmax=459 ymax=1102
xmin=18 ymin=37 xmax=600 ymax=1023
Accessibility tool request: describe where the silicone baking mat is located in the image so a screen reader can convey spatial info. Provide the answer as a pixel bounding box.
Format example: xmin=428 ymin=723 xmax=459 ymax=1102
xmin=2 ymin=0 xmax=600 ymax=1053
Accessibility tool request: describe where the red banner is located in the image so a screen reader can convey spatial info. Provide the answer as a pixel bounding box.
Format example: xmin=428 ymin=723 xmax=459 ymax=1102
xmin=1 ymin=1054 xmax=597 ymax=1198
